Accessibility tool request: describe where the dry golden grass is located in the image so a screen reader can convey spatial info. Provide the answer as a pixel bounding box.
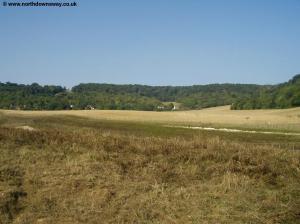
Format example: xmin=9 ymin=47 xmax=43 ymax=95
xmin=1 ymin=106 xmax=300 ymax=132
xmin=0 ymin=114 xmax=300 ymax=223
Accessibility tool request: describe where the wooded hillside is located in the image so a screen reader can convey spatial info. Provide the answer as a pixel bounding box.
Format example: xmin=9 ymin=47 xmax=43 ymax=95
xmin=231 ymin=74 xmax=300 ymax=109
xmin=0 ymin=74 xmax=299 ymax=110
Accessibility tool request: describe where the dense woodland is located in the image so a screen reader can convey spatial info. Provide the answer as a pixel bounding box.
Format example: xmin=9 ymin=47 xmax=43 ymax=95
xmin=231 ymin=74 xmax=300 ymax=109
xmin=0 ymin=74 xmax=299 ymax=110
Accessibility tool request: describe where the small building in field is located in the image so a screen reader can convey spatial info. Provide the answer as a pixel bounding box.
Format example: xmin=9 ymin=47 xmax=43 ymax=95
xmin=85 ymin=105 xmax=95 ymax=110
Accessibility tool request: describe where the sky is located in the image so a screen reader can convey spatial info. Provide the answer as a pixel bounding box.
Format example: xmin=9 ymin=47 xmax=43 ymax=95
xmin=0 ymin=0 xmax=300 ymax=88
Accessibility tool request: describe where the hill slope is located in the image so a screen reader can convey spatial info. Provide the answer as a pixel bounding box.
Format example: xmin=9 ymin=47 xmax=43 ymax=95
xmin=0 ymin=74 xmax=299 ymax=111
xmin=231 ymin=74 xmax=300 ymax=109
xmin=72 ymin=83 xmax=265 ymax=109
xmin=0 ymin=82 xmax=264 ymax=110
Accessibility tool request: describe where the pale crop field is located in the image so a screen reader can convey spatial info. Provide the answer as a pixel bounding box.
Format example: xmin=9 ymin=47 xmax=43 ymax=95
xmin=1 ymin=106 xmax=300 ymax=132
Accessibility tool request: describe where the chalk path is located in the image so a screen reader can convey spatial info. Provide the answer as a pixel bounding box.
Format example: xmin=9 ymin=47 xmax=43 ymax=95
xmin=165 ymin=125 xmax=300 ymax=136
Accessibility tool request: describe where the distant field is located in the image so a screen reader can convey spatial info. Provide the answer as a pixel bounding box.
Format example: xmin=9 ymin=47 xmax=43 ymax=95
xmin=1 ymin=106 xmax=300 ymax=132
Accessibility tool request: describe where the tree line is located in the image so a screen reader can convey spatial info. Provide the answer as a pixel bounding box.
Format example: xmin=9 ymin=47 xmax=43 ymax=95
xmin=0 ymin=74 xmax=299 ymax=110
xmin=231 ymin=74 xmax=300 ymax=109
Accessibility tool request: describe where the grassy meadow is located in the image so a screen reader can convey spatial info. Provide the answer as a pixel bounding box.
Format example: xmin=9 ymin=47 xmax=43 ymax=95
xmin=0 ymin=107 xmax=300 ymax=223
xmin=2 ymin=106 xmax=300 ymax=132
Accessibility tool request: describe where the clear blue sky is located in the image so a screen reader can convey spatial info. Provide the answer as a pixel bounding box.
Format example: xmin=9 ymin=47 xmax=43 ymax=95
xmin=0 ymin=0 xmax=299 ymax=87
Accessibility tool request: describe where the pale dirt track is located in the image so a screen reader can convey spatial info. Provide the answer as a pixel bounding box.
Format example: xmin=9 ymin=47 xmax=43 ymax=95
xmin=1 ymin=106 xmax=300 ymax=131
xmin=166 ymin=125 xmax=300 ymax=136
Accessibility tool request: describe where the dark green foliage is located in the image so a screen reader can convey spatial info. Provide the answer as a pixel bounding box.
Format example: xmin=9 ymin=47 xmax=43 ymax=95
xmin=177 ymin=84 xmax=260 ymax=109
xmin=0 ymin=82 xmax=263 ymax=111
xmin=72 ymin=83 xmax=265 ymax=110
xmin=0 ymin=82 xmax=67 ymax=110
xmin=231 ymin=74 xmax=300 ymax=109
xmin=0 ymin=82 xmax=162 ymax=111
xmin=0 ymin=74 xmax=299 ymax=111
